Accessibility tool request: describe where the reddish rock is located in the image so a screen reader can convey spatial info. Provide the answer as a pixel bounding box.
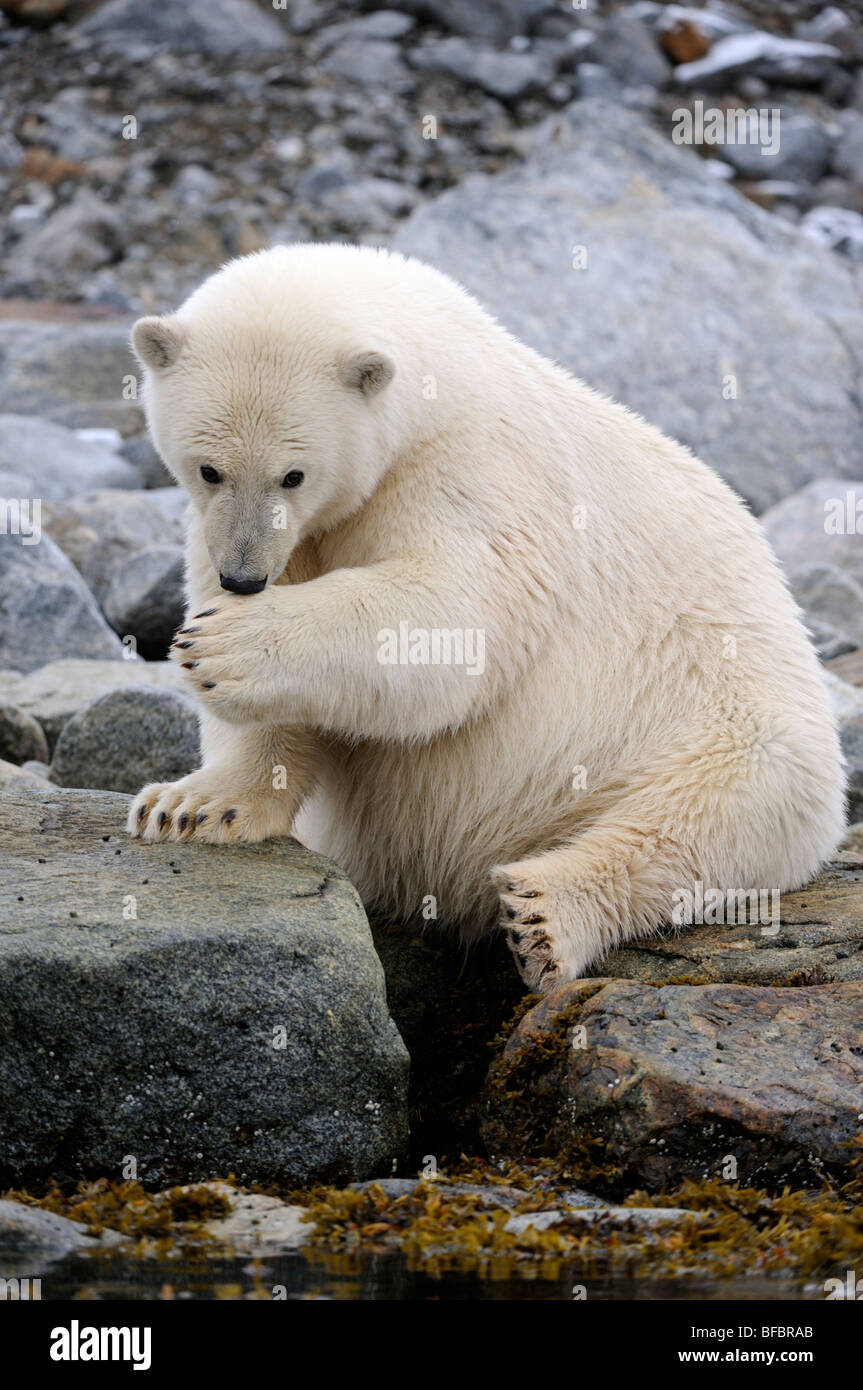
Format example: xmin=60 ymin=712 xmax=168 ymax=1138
xmin=481 ymin=979 xmax=863 ymax=1191
xmin=659 ymin=20 xmax=710 ymax=66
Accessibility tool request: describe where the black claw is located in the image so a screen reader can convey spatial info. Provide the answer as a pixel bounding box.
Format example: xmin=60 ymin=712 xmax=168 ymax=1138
xmin=193 ymin=608 xmax=219 ymax=618
xmin=158 ymin=811 xmax=170 ymax=829
xmin=181 ymin=661 xmax=198 ymax=670
xmin=173 ymin=641 xmax=193 ymax=650
xmin=137 ymin=804 xmax=147 ymax=821
xmin=202 ymin=681 xmax=216 ymax=690
xmin=522 ymin=914 xmax=546 ymax=925
xmin=195 ymin=812 xmax=208 ymax=826
xmin=177 ymin=627 xmax=200 ymax=635
xmin=178 ymin=814 xmax=189 ymax=832
xmin=222 ymin=809 xmax=237 ymax=825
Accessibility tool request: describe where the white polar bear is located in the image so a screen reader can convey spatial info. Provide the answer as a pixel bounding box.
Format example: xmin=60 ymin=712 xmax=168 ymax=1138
xmin=126 ymin=243 xmax=845 ymax=992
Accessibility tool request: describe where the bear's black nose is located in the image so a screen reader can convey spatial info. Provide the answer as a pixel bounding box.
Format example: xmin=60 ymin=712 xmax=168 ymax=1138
xmin=219 ymin=573 xmax=268 ymax=595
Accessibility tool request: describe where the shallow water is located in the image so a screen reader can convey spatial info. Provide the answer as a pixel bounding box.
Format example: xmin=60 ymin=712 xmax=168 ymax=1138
xmin=36 ymin=1247 xmax=818 ymax=1301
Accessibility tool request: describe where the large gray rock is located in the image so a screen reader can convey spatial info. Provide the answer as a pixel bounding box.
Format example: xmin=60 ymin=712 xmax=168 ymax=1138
xmin=0 ymin=318 xmax=141 ymax=436
xmin=833 ymin=109 xmax=863 ymax=186
xmin=0 ymin=416 xmax=139 ymax=503
xmin=790 ymin=562 xmax=863 ymax=660
xmin=102 ymin=545 xmax=186 ymax=660
xmin=0 ymin=1200 xmax=122 ymax=1271
xmin=50 ymin=686 xmax=200 ymax=793
xmin=0 ymin=659 xmax=185 ymax=753
xmin=78 ymin=0 xmax=287 ymax=55
xmin=410 ymin=37 xmax=558 ymax=100
xmin=395 ymin=100 xmax=863 ymax=513
xmin=597 ymin=9 xmax=672 ymax=88
xmin=43 ymin=488 xmax=186 ymax=603
xmin=0 ymin=702 xmax=49 ymax=766
xmin=0 ymin=533 xmax=124 ymax=674
xmin=320 ymin=39 xmax=412 ymax=89
xmin=0 ymin=787 xmax=409 ymax=1187
xmin=716 ymin=111 xmax=832 ymax=183
xmin=6 ymin=192 xmax=122 ymax=280
xmin=761 ymin=479 xmax=863 ymax=586
xmin=482 ymin=977 xmax=863 ymax=1190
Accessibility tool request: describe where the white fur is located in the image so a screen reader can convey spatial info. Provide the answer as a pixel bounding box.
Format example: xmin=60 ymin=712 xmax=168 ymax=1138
xmin=126 ymin=243 xmax=846 ymax=991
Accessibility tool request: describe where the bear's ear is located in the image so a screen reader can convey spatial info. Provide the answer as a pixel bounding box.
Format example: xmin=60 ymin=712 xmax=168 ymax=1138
xmin=339 ymin=350 xmax=395 ymax=397
xmin=131 ymin=315 xmax=186 ymax=371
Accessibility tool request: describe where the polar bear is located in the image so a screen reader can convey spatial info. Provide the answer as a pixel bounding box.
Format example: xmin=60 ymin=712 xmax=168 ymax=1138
xmin=126 ymin=243 xmax=845 ymax=991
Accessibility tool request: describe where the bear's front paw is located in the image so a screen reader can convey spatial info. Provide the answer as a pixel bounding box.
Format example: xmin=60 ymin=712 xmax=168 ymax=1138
xmin=169 ymin=601 xmax=283 ymax=722
xmin=126 ymin=771 xmax=291 ymax=844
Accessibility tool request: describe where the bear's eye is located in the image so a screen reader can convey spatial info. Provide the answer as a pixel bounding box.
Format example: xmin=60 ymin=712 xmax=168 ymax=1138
xmin=282 ymin=470 xmax=305 ymax=489
xmin=200 ymin=465 xmax=221 ymax=484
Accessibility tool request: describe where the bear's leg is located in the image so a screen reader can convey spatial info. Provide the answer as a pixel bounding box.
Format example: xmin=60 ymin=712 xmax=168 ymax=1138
xmin=491 ymin=716 xmax=843 ymax=992
xmin=126 ymin=720 xmax=322 ymax=844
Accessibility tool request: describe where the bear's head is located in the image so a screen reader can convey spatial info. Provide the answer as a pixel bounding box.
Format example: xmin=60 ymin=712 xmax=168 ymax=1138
xmin=131 ymin=260 xmax=400 ymax=594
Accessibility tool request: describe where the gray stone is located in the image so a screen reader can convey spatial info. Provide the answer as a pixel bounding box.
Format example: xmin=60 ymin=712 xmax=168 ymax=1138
xmin=395 ymin=100 xmax=863 ymax=513
xmin=840 ymin=714 xmax=863 ymax=821
xmin=482 ymin=977 xmax=863 ymax=1190
xmin=170 ymin=164 xmax=223 ymax=207
xmin=318 ymin=12 xmax=415 ymax=44
xmin=0 ymin=469 xmax=32 ymax=499
xmin=43 ymin=488 xmax=185 ymax=604
xmin=50 ymin=685 xmax=200 ymax=793
xmin=812 ymin=178 xmax=863 ymax=214
xmin=78 ymin=0 xmax=287 ymax=56
xmin=31 ymin=87 xmax=116 ymax=164
xmin=0 ymin=416 xmax=139 ymax=504
xmin=199 ymin=1186 xmax=311 ymax=1254
xmin=0 ymin=759 xmax=53 ymax=792
xmin=119 ymin=434 xmax=174 ymax=490
xmin=20 ymin=761 xmax=51 ymax=781
xmin=597 ymin=9 xmax=672 ymax=88
xmin=796 ymin=7 xmax=863 ymax=66
xmin=674 ymin=32 xmax=842 ymax=88
xmin=0 ymin=318 xmax=141 ymax=436
xmin=802 ymin=206 xmax=863 ymax=264
xmin=102 ymin=544 xmax=186 ymax=660
xmin=0 ymin=1200 xmax=122 ymax=1264
xmin=0 ymin=533 xmax=124 ymax=674
xmin=0 ymin=133 xmax=24 ymax=172
xmin=0 ymin=659 xmax=185 ymax=753
xmin=0 ymin=787 xmax=409 ymax=1188
xmin=790 ymin=563 xmax=863 ymax=659
xmin=0 ymin=702 xmax=49 ymax=766
xmin=7 ymin=191 xmax=122 ymax=277
xmin=410 ymin=37 xmax=558 ymax=100
xmin=575 ymin=63 xmax=616 ymax=99
xmin=321 ymin=177 xmax=421 ymax=229
xmin=824 ymin=669 xmax=863 ymax=724
xmin=761 ymin=480 xmax=863 ymax=587
xmin=832 ymin=110 xmax=863 ymax=185
xmin=504 ymin=1205 xmax=702 ymax=1235
xmin=319 ymin=39 xmax=411 ymax=89
xmin=717 ymin=112 xmax=832 ymax=184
